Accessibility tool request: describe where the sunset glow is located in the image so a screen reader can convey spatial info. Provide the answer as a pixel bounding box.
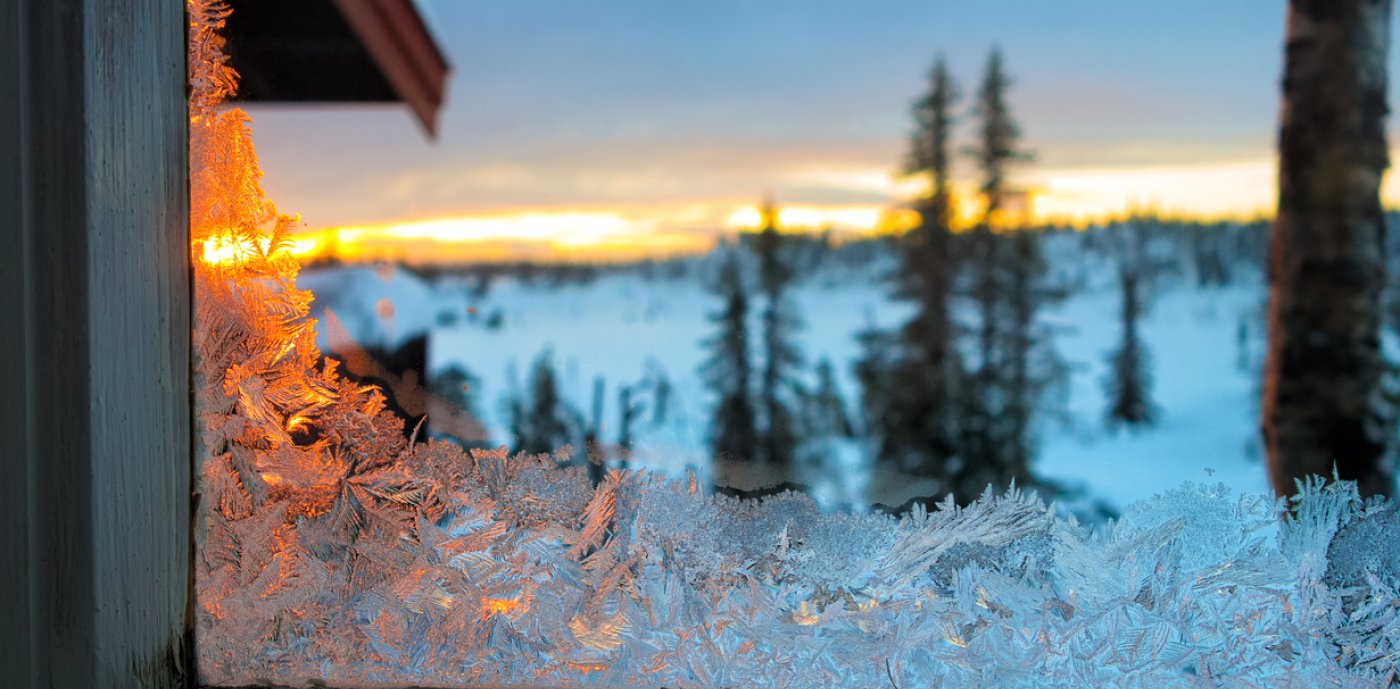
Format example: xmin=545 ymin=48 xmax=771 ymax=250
xmin=1025 ymin=159 xmax=1277 ymax=224
xmin=722 ymin=204 xmax=917 ymax=235
xmin=241 ymin=0 xmax=1400 ymax=266
xmin=282 ymin=155 xmax=1400 ymax=265
xmin=292 ymin=211 xmax=712 ymax=264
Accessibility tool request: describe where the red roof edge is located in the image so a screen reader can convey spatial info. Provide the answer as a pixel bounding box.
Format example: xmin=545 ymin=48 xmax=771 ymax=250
xmin=333 ymin=0 xmax=451 ymax=137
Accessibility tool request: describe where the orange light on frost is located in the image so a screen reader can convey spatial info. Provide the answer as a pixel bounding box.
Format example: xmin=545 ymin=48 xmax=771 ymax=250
xmin=199 ymin=231 xmax=321 ymax=267
xmin=481 ymin=596 xmax=520 ymax=619
xmin=199 ymin=232 xmax=270 ymax=267
xmin=200 ymin=233 xmax=246 ymax=266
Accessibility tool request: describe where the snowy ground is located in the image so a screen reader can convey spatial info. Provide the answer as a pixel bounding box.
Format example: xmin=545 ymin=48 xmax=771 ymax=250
xmin=298 ymin=240 xmax=1273 ymax=516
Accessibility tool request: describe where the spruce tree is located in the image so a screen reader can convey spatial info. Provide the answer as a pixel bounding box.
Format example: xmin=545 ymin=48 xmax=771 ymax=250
xmin=970 ymin=49 xmax=1028 ymax=226
xmin=700 ymin=250 xmax=758 ymax=465
xmin=510 ymin=349 xmax=573 ymax=456
xmin=646 ymin=360 xmax=671 ymax=426
xmin=753 ymin=198 xmax=804 ymax=470
xmin=430 ymin=366 xmax=480 ymax=418
xmin=585 ymin=376 xmax=606 ymax=485
xmin=807 ymin=357 xmax=855 ymax=438
xmin=1105 ymin=266 xmax=1156 ymax=428
xmin=616 ymin=384 xmax=643 ymax=469
xmin=858 ymin=57 xmax=965 ymax=491
xmin=855 ymin=324 xmax=897 ymax=444
xmin=959 ymin=47 xmax=1043 ymax=498
xmin=1002 ymin=228 xmax=1060 ymax=481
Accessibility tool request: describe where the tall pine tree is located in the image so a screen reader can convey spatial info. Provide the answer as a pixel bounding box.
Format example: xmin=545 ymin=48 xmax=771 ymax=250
xmin=958 ymin=47 xmax=1044 ymax=499
xmin=1105 ymin=266 xmax=1156 ymax=428
xmin=860 ymin=56 xmax=965 ymax=482
xmin=753 ymin=198 xmax=804 ymax=471
xmin=700 ymin=250 xmax=758 ymax=466
xmin=1105 ymin=224 xmax=1157 ymax=428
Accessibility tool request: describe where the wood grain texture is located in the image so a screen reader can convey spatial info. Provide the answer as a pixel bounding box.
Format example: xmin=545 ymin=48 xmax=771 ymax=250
xmin=0 ymin=1 xmax=190 ymax=687
xmin=0 ymin=0 xmax=37 ymax=685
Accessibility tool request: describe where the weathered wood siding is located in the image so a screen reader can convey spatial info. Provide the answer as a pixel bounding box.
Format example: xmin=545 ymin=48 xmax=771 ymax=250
xmin=0 ymin=1 xmax=190 ymax=688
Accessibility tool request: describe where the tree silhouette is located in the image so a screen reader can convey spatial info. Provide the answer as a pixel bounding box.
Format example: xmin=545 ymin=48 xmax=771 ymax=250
xmin=806 ymin=357 xmax=854 ymax=439
xmin=753 ymin=198 xmax=804 ymax=471
xmin=1105 ymin=267 xmax=1156 ymax=428
xmin=865 ymin=56 xmax=966 ymax=479
xmin=700 ymin=250 xmax=758 ymax=466
xmin=958 ymin=47 xmax=1043 ymax=499
xmin=509 ymin=349 xmax=574 ymax=456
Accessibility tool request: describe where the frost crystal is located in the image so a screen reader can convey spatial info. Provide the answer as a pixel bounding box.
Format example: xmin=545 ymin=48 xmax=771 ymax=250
xmin=190 ymin=3 xmax=1399 ymax=687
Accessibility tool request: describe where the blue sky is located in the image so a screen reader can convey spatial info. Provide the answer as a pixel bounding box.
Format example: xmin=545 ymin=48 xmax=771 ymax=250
xmin=246 ymin=2 xmax=1397 ymax=260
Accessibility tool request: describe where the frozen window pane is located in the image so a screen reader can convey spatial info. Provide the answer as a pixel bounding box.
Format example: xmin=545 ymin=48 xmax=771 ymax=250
xmin=190 ymin=2 xmax=1400 ymax=687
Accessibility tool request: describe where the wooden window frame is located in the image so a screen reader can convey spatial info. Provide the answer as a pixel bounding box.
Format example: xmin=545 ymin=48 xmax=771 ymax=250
xmin=2 ymin=1 xmax=191 ymax=686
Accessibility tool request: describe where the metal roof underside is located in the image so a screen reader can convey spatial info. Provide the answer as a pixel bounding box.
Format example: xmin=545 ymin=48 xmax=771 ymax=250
xmin=224 ymin=0 xmax=449 ymax=137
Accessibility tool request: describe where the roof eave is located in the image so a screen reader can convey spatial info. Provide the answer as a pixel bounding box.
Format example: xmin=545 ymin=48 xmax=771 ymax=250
xmin=332 ymin=0 xmax=450 ymax=137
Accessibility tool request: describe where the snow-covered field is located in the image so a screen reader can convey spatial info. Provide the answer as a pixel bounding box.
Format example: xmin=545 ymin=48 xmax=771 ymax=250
xmin=298 ymin=236 xmax=1273 ymax=515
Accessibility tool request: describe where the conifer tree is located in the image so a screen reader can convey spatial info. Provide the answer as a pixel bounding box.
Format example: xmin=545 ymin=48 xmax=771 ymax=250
xmin=959 ymin=47 xmax=1043 ymax=497
xmin=753 ymin=198 xmax=804 ymax=470
xmin=1105 ymin=266 xmax=1156 ymax=428
xmin=701 ymin=250 xmax=758 ymax=465
xmin=511 ymin=349 xmax=574 ymax=456
xmin=585 ymin=376 xmax=606 ymax=485
xmin=646 ymin=360 xmax=671 ymax=426
xmin=896 ymin=57 xmax=963 ymax=475
xmin=807 ymin=357 xmax=855 ymax=438
xmin=1002 ymin=228 xmax=1059 ymax=477
xmin=970 ymin=49 xmax=1027 ymax=227
xmin=616 ymin=384 xmax=643 ymax=469
xmin=855 ymin=324 xmax=897 ymax=442
xmin=858 ymin=57 xmax=967 ymax=488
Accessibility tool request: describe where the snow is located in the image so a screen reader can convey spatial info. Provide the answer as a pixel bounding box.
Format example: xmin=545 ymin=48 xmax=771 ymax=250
xmin=298 ymin=237 xmax=1271 ymax=514
xmin=300 ymin=264 xmax=459 ymax=350
xmin=1037 ymin=276 xmax=1270 ymax=512
xmin=188 ymin=240 xmax=1400 ymax=688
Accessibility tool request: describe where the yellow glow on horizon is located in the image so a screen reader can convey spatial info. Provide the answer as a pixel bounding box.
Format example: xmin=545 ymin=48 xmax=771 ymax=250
xmin=281 ymin=154 xmax=1400 ymax=264
xmin=1024 ymin=159 xmax=1278 ymax=225
xmin=290 ymin=210 xmax=713 ymax=265
xmin=284 ymin=235 xmax=325 ymax=258
xmin=1024 ymin=153 xmax=1400 ymax=226
xmin=723 ymin=204 xmax=913 ymax=235
xmin=336 ymin=212 xmax=647 ymax=246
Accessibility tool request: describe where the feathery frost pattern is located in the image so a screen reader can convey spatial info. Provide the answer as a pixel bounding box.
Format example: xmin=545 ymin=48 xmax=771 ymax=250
xmin=190 ymin=3 xmax=1400 ymax=686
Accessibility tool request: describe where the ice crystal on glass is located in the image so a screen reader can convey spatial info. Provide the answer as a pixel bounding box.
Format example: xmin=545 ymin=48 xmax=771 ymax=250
xmin=190 ymin=2 xmax=1398 ymax=686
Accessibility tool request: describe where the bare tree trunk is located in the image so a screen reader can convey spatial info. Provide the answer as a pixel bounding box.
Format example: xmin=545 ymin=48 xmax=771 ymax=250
xmin=1263 ymin=0 xmax=1395 ymax=500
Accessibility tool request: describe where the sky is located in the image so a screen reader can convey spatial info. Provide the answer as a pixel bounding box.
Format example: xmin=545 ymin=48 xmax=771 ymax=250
xmin=246 ymin=1 xmax=1400 ymax=263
